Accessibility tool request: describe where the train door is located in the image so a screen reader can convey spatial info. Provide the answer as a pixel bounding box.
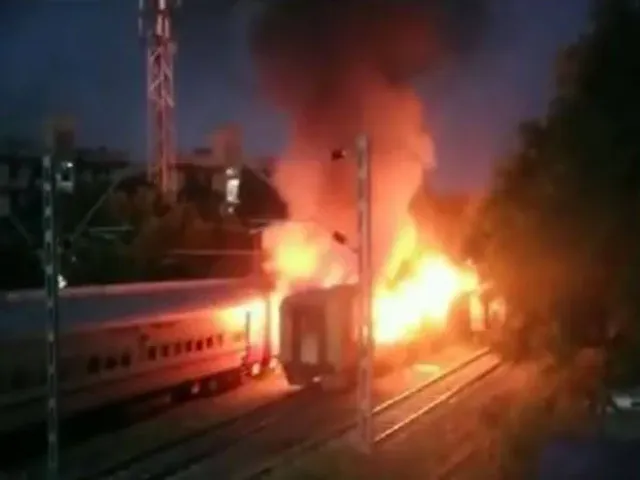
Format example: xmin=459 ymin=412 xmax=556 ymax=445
xmin=262 ymin=291 xmax=280 ymax=368
xmin=244 ymin=308 xmax=263 ymax=377
xmin=265 ymin=293 xmax=282 ymax=363
xmin=291 ymin=304 xmax=327 ymax=367
xmin=243 ymin=295 xmax=277 ymax=377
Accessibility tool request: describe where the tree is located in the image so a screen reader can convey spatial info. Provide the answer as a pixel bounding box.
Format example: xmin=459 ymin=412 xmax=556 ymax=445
xmin=468 ymin=0 xmax=640 ymax=374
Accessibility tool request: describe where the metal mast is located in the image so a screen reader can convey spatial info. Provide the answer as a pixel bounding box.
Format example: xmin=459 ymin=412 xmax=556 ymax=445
xmin=42 ymin=154 xmax=61 ymax=480
xmin=139 ymin=0 xmax=180 ymax=196
xmin=43 ymin=118 xmax=77 ymax=480
xmin=355 ymin=134 xmax=374 ymax=453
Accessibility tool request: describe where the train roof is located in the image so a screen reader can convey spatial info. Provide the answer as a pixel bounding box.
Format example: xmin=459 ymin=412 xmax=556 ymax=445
xmin=0 ymin=278 xmax=261 ymax=337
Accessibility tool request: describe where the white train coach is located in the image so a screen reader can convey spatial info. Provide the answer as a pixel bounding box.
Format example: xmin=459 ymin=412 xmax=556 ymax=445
xmin=0 ymin=278 xmax=278 ymax=435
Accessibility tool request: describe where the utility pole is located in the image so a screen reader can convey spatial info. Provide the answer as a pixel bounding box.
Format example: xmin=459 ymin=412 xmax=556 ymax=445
xmin=355 ymin=134 xmax=374 ymax=453
xmin=43 ymin=118 xmax=76 ymax=480
xmin=42 ymin=160 xmax=75 ymax=480
xmin=42 ymin=153 xmax=61 ymax=480
xmin=139 ymin=0 xmax=180 ymax=197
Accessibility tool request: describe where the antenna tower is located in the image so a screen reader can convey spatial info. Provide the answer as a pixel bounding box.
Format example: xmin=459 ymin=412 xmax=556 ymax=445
xmin=139 ymin=0 xmax=181 ymax=196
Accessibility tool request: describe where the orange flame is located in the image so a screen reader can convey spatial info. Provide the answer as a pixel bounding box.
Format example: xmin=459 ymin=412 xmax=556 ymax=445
xmin=216 ymin=218 xmax=478 ymax=350
xmin=262 ymin=219 xmax=478 ymax=344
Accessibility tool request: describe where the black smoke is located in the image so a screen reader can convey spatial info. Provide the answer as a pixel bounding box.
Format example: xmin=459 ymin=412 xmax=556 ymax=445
xmin=251 ymin=0 xmax=492 ymax=278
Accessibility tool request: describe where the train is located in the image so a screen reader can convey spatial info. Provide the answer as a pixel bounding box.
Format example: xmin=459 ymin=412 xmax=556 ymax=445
xmin=278 ymin=283 xmax=505 ymax=390
xmin=0 ymin=277 xmax=278 ymax=435
xmin=0 ymin=272 xmax=505 ymax=433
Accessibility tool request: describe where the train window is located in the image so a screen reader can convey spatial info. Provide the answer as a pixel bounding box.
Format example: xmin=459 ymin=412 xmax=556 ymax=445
xmin=148 ymin=346 xmax=157 ymax=361
xmin=185 ymin=340 xmax=193 ymax=352
xmin=105 ymin=357 xmax=117 ymax=370
xmin=206 ymin=336 xmax=213 ymax=349
xmin=121 ymin=352 xmax=131 ymax=367
xmin=161 ymin=345 xmax=170 ymax=357
xmin=87 ymin=356 xmax=100 ymax=374
xmin=174 ymin=342 xmax=182 ymax=355
xmin=216 ymin=333 xmax=224 ymax=346
xmin=195 ymin=339 xmax=203 ymax=351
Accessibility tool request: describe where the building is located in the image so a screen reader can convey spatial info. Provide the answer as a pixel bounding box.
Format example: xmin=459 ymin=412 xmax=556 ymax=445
xmin=176 ymin=126 xmax=285 ymax=220
xmin=0 ymin=147 xmax=130 ymax=221
xmin=1 ymin=123 xmax=286 ymax=244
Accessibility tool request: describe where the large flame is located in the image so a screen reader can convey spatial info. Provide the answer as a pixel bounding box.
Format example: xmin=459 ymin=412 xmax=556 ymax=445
xmin=219 ymin=0 xmax=487 ymax=351
xmin=262 ymin=218 xmax=478 ymax=345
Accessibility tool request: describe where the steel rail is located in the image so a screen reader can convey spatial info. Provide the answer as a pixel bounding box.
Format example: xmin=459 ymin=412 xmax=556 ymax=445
xmin=13 ymin=348 xmax=495 ymax=480
xmin=431 ymin=367 xmax=517 ymax=479
xmin=4 ymin=384 xmax=306 ymax=480
xmin=374 ymin=358 xmax=500 ymax=443
xmin=69 ymin=388 xmax=311 ymax=480
xmin=198 ymin=349 xmax=497 ymax=480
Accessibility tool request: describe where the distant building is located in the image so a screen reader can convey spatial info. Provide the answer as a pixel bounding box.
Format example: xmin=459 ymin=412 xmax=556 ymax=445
xmin=176 ymin=126 xmax=284 ymax=220
xmin=0 ymin=147 xmax=131 ymax=220
xmin=1 ymin=122 xmax=285 ymax=239
xmin=175 ymin=147 xmax=285 ymax=220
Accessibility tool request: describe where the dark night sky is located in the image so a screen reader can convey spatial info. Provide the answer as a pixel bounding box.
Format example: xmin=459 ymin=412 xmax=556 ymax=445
xmin=0 ymin=0 xmax=590 ymax=191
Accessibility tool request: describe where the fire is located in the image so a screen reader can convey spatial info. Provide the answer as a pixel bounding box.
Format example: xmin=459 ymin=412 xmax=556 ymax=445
xmin=262 ymin=221 xmax=357 ymax=291
xmin=374 ymin=255 xmax=477 ymax=343
xmin=215 ymin=214 xmax=478 ymax=349
xmin=262 ymin=219 xmax=478 ymax=344
xmin=218 ymin=297 xmax=266 ymax=329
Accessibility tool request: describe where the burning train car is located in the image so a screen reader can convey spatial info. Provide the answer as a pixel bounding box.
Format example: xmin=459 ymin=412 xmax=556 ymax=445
xmin=271 ymin=220 xmax=495 ymax=389
xmin=277 ymin=280 xmax=494 ymax=390
xmin=245 ymin=0 xmax=500 ymax=390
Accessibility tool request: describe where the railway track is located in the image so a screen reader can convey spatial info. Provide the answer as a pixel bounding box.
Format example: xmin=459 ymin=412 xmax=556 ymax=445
xmin=0 ymin=364 xmax=261 ymax=469
xmin=4 ymin=373 xmax=295 ymax=480
xmin=231 ymin=349 xmax=500 ymax=480
xmin=425 ymin=370 xmax=513 ymax=480
xmin=8 ymin=344 xmax=488 ymax=479
xmin=141 ymin=348 xmax=496 ymax=480
xmin=430 ymin=363 xmax=544 ymax=480
xmin=102 ymin=346 xmax=485 ymax=480
xmin=370 ymin=360 xmax=526 ymax=480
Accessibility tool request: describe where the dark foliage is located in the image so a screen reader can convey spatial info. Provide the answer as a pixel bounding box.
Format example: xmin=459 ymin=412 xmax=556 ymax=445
xmin=1 ymin=162 xmax=287 ymax=289
xmin=467 ymin=0 xmax=640 ymax=382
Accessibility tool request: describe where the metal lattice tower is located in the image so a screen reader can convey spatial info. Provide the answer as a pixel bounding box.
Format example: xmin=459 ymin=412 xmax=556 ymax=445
xmin=139 ymin=0 xmax=181 ymax=196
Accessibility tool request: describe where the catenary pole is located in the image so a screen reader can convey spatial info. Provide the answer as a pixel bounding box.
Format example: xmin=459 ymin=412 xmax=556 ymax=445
xmin=42 ymin=154 xmax=61 ymax=480
xmin=355 ymin=133 xmax=374 ymax=453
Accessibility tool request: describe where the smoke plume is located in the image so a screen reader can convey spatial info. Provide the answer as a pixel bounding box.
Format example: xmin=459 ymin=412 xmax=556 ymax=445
xmin=251 ymin=0 xmax=490 ymax=278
